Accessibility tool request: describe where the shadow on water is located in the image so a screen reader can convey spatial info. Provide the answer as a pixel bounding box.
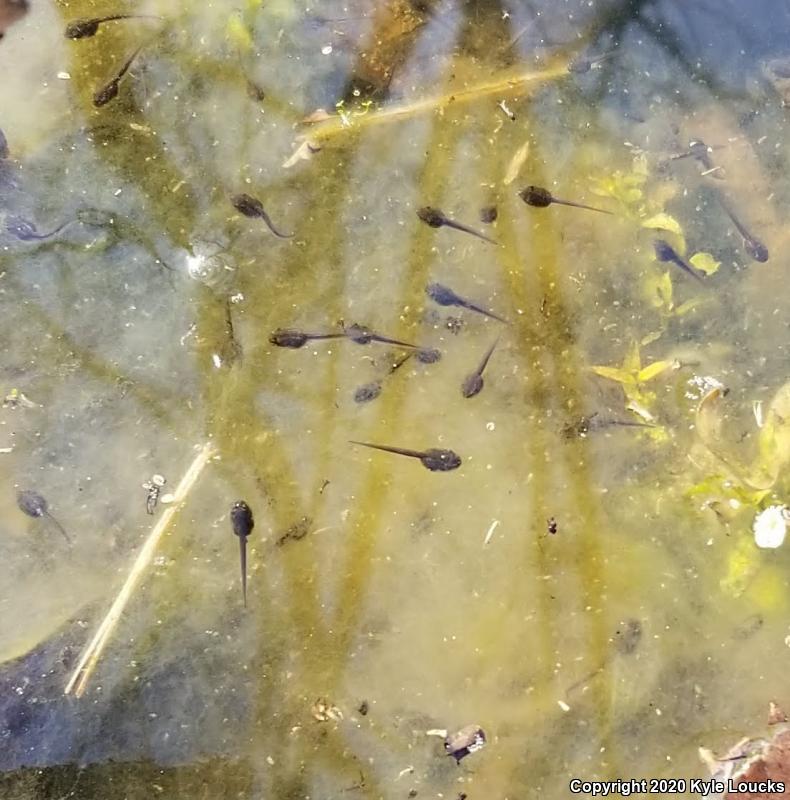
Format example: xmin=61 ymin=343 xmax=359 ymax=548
xmin=1 ymin=0 xmax=790 ymax=797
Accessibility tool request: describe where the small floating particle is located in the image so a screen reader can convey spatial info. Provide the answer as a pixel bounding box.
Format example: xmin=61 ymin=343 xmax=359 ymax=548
xmin=230 ymin=292 xmax=244 ymax=304
xmin=57 ymin=71 xmax=71 ymax=80
xmin=211 ymin=353 xmax=222 ymax=369
xmin=558 ymin=700 xmax=570 ymax=712
xmin=483 ymin=519 xmax=500 ymax=546
xmin=426 ymin=729 xmax=447 ymax=738
xmin=321 ymin=44 xmax=332 ymax=55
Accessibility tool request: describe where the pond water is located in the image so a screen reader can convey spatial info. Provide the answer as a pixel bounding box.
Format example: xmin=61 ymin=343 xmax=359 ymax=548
xmin=1 ymin=0 xmax=790 ymax=797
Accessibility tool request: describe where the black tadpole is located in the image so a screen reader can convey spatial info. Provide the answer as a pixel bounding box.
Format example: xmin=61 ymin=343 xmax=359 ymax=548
xmin=461 ymin=337 xmax=499 ymax=399
xmin=716 ymin=194 xmax=769 ymax=263
xmin=350 ymin=441 xmax=462 ymax=472
xmin=16 ymin=489 xmax=72 ymax=545
xmin=93 ymin=45 xmax=143 ymax=107
xmin=416 ymin=206 xmax=499 ymax=245
xmin=231 ymin=193 xmax=294 ymax=239
xmin=425 ymin=282 xmax=507 ymax=323
xmin=519 ymin=185 xmax=612 ymax=215
xmin=230 ymin=500 xmax=254 ymax=608
xmin=65 ymin=14 xmax=162 ymax=40
xmin=653 ymin=239 xmax=706 ymax=284
xmin=269 ymin=328 xmax=344 ymax=348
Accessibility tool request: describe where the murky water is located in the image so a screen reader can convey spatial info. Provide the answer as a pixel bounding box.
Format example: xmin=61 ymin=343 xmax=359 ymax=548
xmin=1 ymin=0 xmax=790 ymax=797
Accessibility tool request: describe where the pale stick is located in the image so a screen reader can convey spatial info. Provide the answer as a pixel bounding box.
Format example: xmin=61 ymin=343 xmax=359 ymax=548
xmin=65 ymin=442 xmax=215 ymax=698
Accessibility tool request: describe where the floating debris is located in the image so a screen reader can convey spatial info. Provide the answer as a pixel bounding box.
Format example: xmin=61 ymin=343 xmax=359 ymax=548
xmin=312 ymin=697 xmax=343 ymax=722
xmin=753 ymin=505 xmax=788 ymax=549
xmin=142 ymin=474 xmax=166 ymax=515
xmin=444 ymin=725 xmax=486 ymax=763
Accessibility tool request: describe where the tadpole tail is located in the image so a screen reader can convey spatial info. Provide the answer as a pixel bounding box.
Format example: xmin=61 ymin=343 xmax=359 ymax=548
xmin=553 ymin=198 xmax=613 ymax=215
xmin=239 ymin=536 xmax=247 ymax=609
xmin=258 ymin=209 xmax=294 ymax=239
xmin=349 ymin=441 xmax=424 ymax=460
xmin=443 ymin=219 xmax=500 ymax=246
xmin=462 ymin=301 xmax=508 ymax=324
xmin=368 ymin=334 xmax=421 ymax=349
xmin=46 ymin=512 xmax=72 ymax=546
xmin=476 ymin=337 xmax=500 ymax=376
xmin=102 ymin=14 xmax=164 ymax=22
xmin=670 ymin=254 xmax=706 ymax=285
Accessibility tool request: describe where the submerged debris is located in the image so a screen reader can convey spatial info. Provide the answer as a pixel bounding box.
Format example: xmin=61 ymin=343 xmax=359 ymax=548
xmin=444 ymin=725 xmax=486 ymax=763
xmin=753 ymin=505 xmax=788 ymax=549
xmin=142 ymin=473 xmax=167 ymax=515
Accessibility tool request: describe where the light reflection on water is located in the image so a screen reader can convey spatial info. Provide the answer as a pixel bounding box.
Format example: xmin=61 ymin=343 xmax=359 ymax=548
xmin=0 ymin=0 xmax=789 ymax=796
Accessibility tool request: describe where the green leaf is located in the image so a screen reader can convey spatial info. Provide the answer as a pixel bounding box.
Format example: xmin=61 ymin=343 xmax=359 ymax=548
xmin=689 ymin=252 xmax=721 ymax=276
xmin=637 ymin=360 xmax=674 ymax=383
xmin=590 ymin=366 xmax=636 ymax=384
xmin=642 ymin=213 xmax=683 ymax=238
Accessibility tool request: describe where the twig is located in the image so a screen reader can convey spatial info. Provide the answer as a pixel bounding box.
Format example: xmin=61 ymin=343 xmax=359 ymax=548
xmin=300 ymin=58 xmax=570 ymax=144
xmin=64 ymin=442 xmax=215 ymax=698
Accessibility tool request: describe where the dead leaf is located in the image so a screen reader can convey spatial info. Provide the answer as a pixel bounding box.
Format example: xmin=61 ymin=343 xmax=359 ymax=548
xmin=282 ymin=139 xmax=321 ymax=169
xmin=503 ymin=139 xmax=530 ymax=185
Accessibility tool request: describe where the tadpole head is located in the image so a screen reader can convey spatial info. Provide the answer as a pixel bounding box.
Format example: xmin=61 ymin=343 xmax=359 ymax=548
xmin=344 ymin=323 xmax=373 ymax=344
xmin=354 ymin=382 xmax=382 ymax=403
xmin=745 ymin=238 xmax=769 ymax=263
xmin=567 ymin=56 xmax=592 ymax=74
xmin=479 ymin=205 xmax=498 ymax=223
xmin=416 ymin=348 xmax=441 ymax=364
xmin=416 ymin=206 xmax=445 ymax=228
xmin=93 ymin=79 xmax=119 ymax=107
xmin=461 ymin=374 xmax=483 ymax=398
xmin=269 ymin=328 xmax=308 ymax=348
xmin=16 ymin=489 xmax=47 ymax=518
xmin=230 ymin=500 xmax=254 ymax=538
xmin=65 ymin=18 xmax=100 ymax=38
xmin=421 ymin=449 xmax=462 ymax=471
xmin=231 ymin=193 xmax=264 ymax=218
xmin=519 ymin=185 xmax=552 ymax=207
xmin=653 ymin=239 xmax=676 ymax=262
xmin=425 ymin=282 xmax=458 ymax=307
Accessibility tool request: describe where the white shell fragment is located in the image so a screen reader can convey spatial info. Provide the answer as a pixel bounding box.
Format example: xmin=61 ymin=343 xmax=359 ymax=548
xmin=753 ymin=505 xmax=789 ymax=549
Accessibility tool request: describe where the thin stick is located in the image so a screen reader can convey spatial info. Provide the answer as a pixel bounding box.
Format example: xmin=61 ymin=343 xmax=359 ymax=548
xmin=301 ymin=58 xmax=570 ymax=144
xmin=65 ymin=442 xmax=215 ymax=698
